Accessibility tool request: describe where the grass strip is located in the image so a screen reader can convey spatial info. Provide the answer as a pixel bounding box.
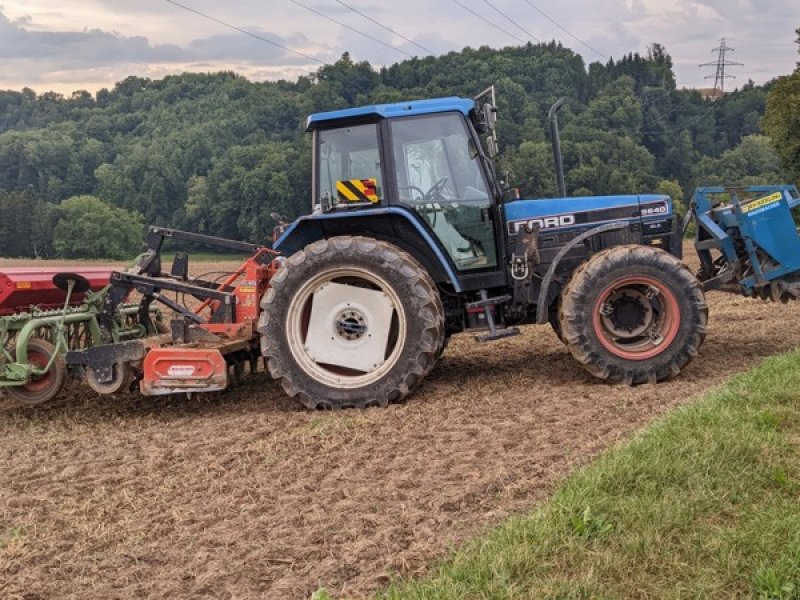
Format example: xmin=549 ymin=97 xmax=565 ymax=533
xmin=382 ymin=350 xmax=800 ymax=599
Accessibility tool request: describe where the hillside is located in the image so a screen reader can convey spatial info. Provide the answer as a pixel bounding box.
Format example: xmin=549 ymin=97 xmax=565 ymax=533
xmin=0 ymin=42 xmax=788 ymax=258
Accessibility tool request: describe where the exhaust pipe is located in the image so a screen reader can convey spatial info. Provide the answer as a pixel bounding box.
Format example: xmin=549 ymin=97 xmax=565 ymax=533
xmin=548 ymin=97 xmax=567 ymax=198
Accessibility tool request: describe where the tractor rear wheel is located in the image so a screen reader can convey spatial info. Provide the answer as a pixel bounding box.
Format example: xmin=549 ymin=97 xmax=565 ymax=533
xmin=559 ymin=245 xmax=707 ymax=384
xmin=7 ymin=338 xmax=66 ymax=405
xmin=259 ymin=236 xmax=444 ymax=409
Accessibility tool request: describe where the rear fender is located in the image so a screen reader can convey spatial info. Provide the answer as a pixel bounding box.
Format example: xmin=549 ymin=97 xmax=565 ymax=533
xmin=274 ymin=208 xmax=463 ymax=292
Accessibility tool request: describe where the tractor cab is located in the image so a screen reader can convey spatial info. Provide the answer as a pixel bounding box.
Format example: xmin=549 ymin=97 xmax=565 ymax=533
xmin=303 ymin=92 xmax=504 ymax=283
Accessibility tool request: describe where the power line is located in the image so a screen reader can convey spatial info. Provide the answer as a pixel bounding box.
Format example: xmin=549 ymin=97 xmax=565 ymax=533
xmin=450 ymin=0 xmax=526 ymax=45
xmin=637 ymin=102 xmax=719 ymax=135
xmin=520 ymin=0 xmax=605 ymax=58
xmin=289 ymin=0 xmax=413 ymax=59
xmin=479 ymin=0 xmax=539 ymax=43
xmin=163 ymin=0 xmax=324 ymax=64
xmin=332 ymin=0 xmax=433 ymax=56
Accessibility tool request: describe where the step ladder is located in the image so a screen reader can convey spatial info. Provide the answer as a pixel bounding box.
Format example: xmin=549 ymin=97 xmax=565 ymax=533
xmin=466 ymin=290 xmax=520 ymax=342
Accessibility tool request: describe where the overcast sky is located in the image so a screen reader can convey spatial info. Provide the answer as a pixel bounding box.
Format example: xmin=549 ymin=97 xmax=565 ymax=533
xmin=0 ymin=0 xmax=796 ymax=96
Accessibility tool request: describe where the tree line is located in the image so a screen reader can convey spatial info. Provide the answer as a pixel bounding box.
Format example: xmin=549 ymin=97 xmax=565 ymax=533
xmin=0 ymin=34 xmax=797 ymax=259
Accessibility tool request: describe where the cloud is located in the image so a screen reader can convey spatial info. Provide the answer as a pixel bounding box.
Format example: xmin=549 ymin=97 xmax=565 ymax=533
xmin=184 ymin=30 xmax=322 ymax=64
xmin=0 ymin=8 xmax=329 ymax=91
xmin=0 ymin=11 xmax=182 ymax=65
xmin=0 ymin=0 xmax=795 ymax=94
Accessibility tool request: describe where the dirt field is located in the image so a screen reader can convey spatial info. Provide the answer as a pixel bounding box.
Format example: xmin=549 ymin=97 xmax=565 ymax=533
xmin=2 ymin=250 xmax=800 ymax=599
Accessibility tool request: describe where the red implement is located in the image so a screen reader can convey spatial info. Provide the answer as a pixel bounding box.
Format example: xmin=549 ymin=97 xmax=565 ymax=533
xmin=141 ymin=347 xmax=229 ymax=396
xmin=0 ymin=267 xmax=113 ymax=315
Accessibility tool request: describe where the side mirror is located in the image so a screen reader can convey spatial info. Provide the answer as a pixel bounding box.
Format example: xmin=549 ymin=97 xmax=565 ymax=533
xmin=482 ymin=103 xmax=497 ymax=132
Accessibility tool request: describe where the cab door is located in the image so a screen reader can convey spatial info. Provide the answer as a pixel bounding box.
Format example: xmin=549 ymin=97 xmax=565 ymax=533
xmin=389 ymin=113 xmax=498 ymax=272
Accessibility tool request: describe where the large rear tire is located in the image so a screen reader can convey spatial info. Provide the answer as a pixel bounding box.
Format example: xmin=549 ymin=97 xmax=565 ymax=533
xmin=259 ymin=236 xmax=444 ymax=409
xmin=559 ymin=245 xmax=707 ymax=384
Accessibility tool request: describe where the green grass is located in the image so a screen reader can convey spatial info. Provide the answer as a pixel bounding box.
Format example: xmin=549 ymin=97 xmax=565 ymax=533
xmin=0 ymin=525 xmax=25 ymax=549
xmin=382 ymin=351 xmax=800 ymax=599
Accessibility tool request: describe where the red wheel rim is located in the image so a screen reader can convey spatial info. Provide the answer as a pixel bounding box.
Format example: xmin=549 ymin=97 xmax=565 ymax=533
xmin=591 ymin=275 xmax=680 ymax=361
xmin=23 ymin=348 xmax=56 ymax=393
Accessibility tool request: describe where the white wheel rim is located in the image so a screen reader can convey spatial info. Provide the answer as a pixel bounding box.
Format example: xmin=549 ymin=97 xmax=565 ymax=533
xmin=285 ymin=267 xmax=407 ymax=389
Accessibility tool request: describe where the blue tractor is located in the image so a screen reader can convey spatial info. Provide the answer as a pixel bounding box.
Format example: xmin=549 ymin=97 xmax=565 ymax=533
xmin=259 ymin=88 xmax=708 ymax=408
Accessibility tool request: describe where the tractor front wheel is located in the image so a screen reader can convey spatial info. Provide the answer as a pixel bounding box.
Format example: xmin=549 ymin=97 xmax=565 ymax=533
xmin=559 ymin=245 xmax=707 ymax=384
xmin=259 ymin=236 xmax=444 ymax=409
xmin=548 ymin=302 xmax=566 ymax=344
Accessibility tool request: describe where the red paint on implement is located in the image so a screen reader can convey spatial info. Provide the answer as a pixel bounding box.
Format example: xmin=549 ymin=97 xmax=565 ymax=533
xmin=141 ymin=348 xmax=228 ymax=395
xmin=591 ymin=275 xmax=680 ymax=360
xmin=0 ymin=267 xmax=113 ymax=315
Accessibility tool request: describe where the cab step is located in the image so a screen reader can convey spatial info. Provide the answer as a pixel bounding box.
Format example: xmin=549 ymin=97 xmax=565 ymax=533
xmin=476 ymin=327 xmax=520 ymax=342
xmin=469 ymin=290 xmax=519 ymax=342
xmin=464 ymin=294 xmax=512 ymax=309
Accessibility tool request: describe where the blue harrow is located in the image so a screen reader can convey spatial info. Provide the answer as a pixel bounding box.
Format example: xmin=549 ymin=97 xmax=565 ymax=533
xmin=691 ymin=185 xmax=800 ymax=301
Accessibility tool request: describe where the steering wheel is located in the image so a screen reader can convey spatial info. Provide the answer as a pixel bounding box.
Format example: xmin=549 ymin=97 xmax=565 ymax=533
xmin=398 ymin=185 xmax=426 ymax=203
xmin=424 ymin=177 xmax=450 ymax=202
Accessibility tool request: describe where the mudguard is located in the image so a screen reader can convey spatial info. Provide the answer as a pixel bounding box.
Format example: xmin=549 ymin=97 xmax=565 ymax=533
xmin=273 ymin=207 xmax=464 ymax=292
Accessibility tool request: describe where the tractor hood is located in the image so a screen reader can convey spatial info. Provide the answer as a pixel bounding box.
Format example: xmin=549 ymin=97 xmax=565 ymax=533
xmin=504 ymin=194 xmax=672 ymax=234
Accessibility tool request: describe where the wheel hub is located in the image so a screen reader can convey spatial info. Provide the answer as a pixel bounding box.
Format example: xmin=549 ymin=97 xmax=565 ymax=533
xmin=334 ymin=309 xmax=367 ymax=341
xmin=302 ymin=281 xmax=395 ymax=373
xmin=610 ymin=294 xmax=646 ymax=331
xmin=600 ymin=288 xmax=654 ymax=338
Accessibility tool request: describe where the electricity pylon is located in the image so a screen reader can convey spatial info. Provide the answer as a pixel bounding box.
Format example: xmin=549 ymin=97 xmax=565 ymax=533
xmin=699 ymin=37 xmax=743 ymax=94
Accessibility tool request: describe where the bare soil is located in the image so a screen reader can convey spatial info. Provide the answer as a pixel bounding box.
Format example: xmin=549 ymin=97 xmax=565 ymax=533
xmin=2 ymin=249 xmax=800 ymax=599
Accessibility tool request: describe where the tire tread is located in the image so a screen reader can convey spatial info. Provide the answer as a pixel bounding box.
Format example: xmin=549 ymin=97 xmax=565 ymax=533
xmin=559 ymin=244 xmax=708 ymax=384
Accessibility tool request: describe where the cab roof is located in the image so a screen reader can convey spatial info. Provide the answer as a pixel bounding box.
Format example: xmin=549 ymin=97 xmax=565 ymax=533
xmin=306 ymin=97 xmax=474 ymax=131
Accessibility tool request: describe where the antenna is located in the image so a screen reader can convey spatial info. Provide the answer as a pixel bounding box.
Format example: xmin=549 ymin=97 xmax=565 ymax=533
xmin=699 ymin=37 xmax=743 ymax=95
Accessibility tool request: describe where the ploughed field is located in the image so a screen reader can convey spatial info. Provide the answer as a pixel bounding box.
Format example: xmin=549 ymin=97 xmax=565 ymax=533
xmin=2 ymin=248 xmax=799 ymax=599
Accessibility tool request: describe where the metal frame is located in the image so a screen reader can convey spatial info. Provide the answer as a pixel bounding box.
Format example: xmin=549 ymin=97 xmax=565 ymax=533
xmin=693 ymin=185 xmax=800 ymax=294
xmin=99 ymin=226 xmax=274 ymax=336
xmin=0 ymin=282 xmax=159 ymax=389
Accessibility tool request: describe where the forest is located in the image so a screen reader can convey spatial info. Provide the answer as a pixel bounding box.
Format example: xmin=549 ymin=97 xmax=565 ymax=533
xmin=0 ymin=34 xmax=798 ymax=259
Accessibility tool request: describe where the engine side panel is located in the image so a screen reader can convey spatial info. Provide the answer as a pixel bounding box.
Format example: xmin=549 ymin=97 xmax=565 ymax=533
xmin=504 ymin=194 xmax=678 ymax=261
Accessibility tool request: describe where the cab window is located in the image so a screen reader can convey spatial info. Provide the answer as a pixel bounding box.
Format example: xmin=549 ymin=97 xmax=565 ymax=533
xmin=318 ymin=123 xmax=383 ymax=205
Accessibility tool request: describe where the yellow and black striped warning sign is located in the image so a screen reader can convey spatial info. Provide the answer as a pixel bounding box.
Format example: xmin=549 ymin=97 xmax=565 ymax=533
xmin=336 ymin=178 xmax=379 ymax=203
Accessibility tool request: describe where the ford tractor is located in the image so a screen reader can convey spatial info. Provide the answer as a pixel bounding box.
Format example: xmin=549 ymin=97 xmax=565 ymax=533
xmin=259 ymin=87 xmax=708 ymax=408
